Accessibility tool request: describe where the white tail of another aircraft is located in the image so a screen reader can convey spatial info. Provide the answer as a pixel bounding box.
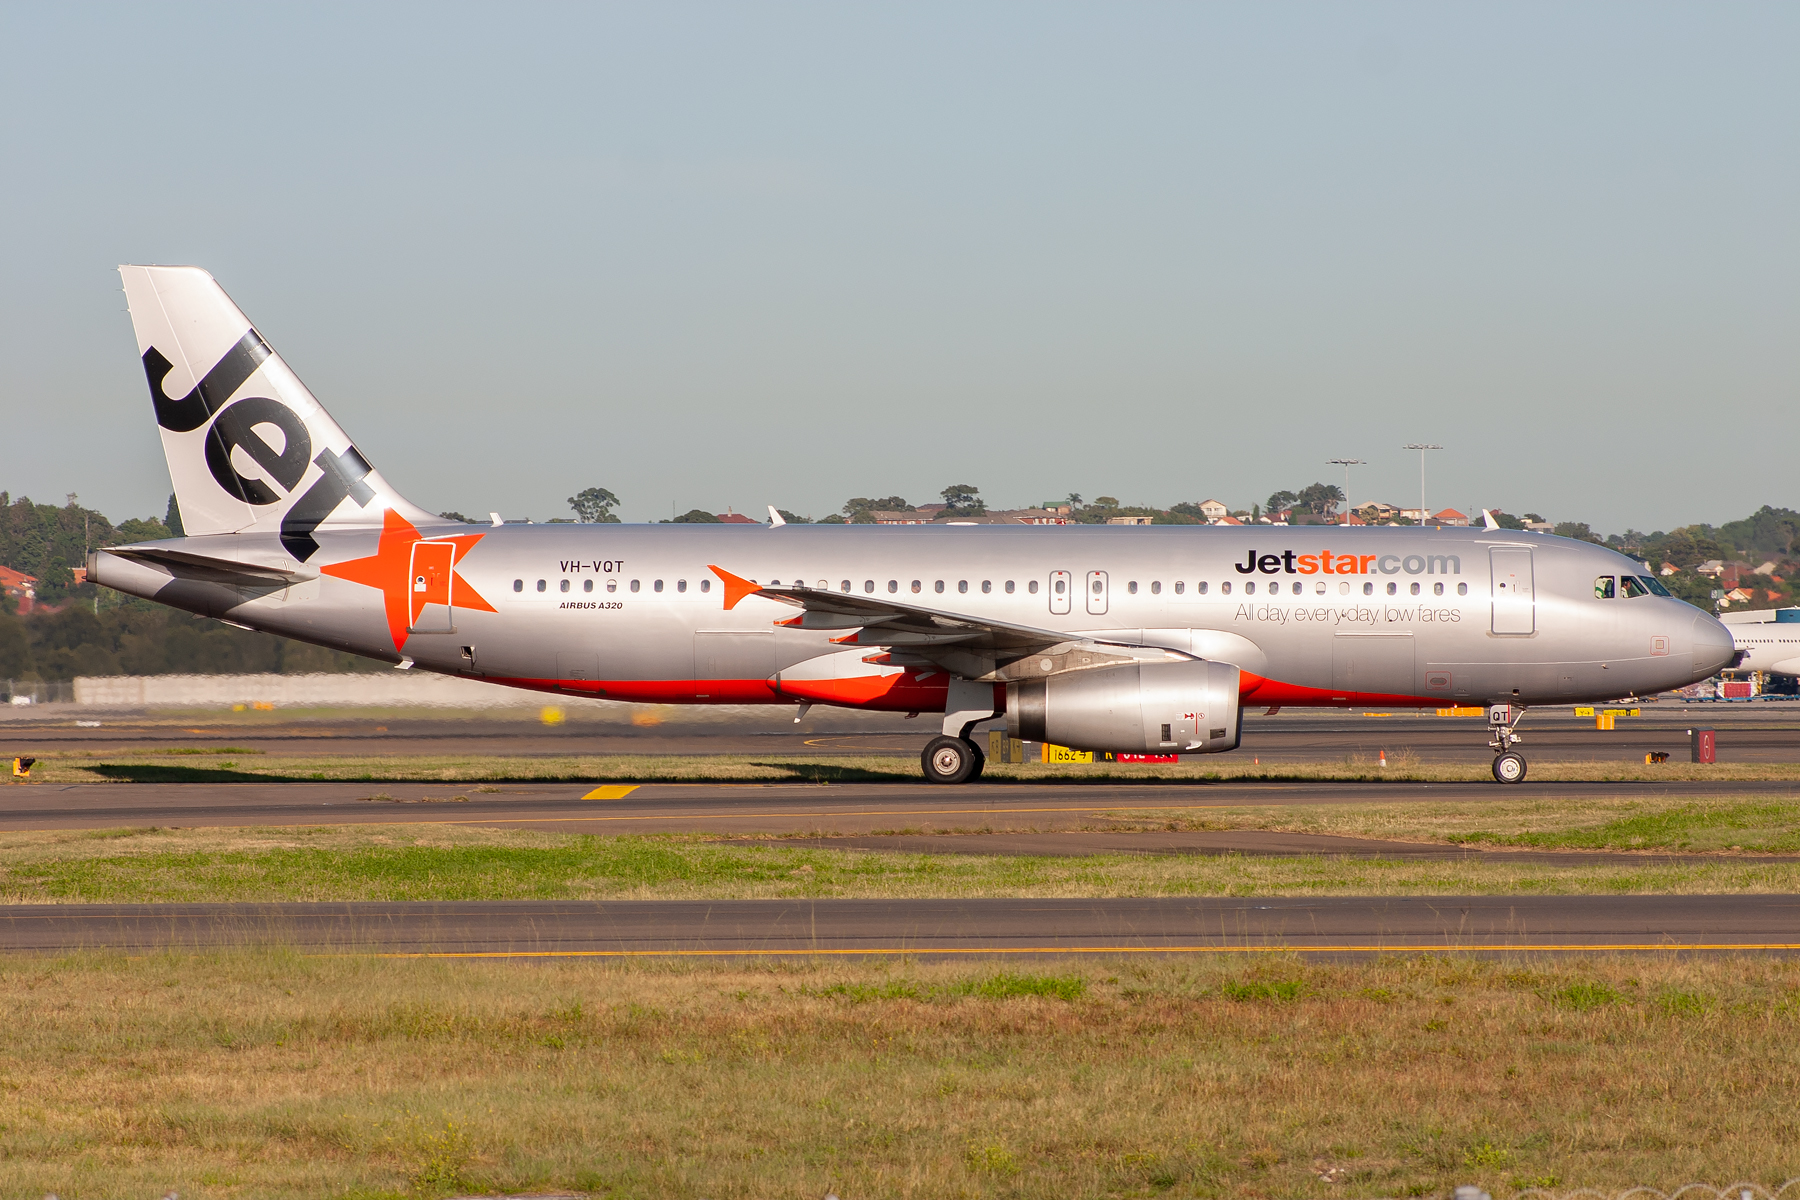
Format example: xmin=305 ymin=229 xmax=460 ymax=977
xmin=119 ymin=265 xmax=439 ymax=561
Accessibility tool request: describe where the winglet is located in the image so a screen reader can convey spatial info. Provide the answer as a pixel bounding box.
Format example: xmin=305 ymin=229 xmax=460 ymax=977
xmin=708 ymin=564 xmax=762 ymax=610
xmin=1481 ymin=509 xmax=1500 ymax=531
xmin=767 ymin=505 xmax=786 ymax=527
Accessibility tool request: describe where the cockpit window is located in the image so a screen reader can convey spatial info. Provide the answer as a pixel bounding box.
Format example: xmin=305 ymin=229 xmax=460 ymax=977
xmin=1640 ymin=575 xmax=1672 ymax=597
xmin=1594 ymin=576 xmax=1615 ymax=599
xmin=1620 ymin=576 xmax=1648 ymax=598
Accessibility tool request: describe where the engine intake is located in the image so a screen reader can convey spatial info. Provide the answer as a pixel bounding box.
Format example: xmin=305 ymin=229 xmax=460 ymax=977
xmin=1006 ymin=659 xmax=1241 ymax=754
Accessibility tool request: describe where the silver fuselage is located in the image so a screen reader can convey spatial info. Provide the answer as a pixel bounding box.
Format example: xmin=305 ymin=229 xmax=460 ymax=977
xmin=91 ymin=523 xmax=1735 ymax=712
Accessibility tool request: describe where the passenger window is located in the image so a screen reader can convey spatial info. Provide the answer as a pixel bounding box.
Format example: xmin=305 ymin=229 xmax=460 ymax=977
xmin=1292 ymin=581 xmax=1302 ymax=595
xmin=935 ymin=580 xmax=945 ymax=593
xmin=1595 ymin=576 xmax=1615 ymax=599
xmin=1621 ymin=576 xmax=1648 ymax=598
xmin=1053 ymin=578 xmax=1065 ymax=595
xmin=1150 ymin=581 xmax=1160 ymax=595
xmin=769 ymin=579 xmax=781 ymax=587
xmin=1387 ymin=582 xmax=1397 ymax=595
xmin=982 ymin=580 xmax=992 ymax=594
xmin=537 ymin=579 xmax=546 ymax=592
xmin=841 ymin=580 xmax=851 ymax=593
xmin=700 ymin=579 xmax=710 ymax=593
xmin=677 ymin=579 xmax=687 ymax=593
xmin=1175 ymin=581 xmax=1184 ymax=595
xmin=1028 ymin=580 xmax=1038 ymax=594
xmin=1433 ymin=582 xmax=1443 ymax=596
xmin=513 ymin=579 xmax=523 ymax=592
xmin=1219 ymin=581 xmax=1229 ymax=595
xmin=1246 ymin=581 xmax=1256 ymax=595
xmin=957 ymin=580 xmax=968 ymax=593
xmin=1409 ymin=582 xmax=1420 ymax=596
xmin=1005 ymin=581 xmax=1014 ymax=593
xmin=888 ymin=580 xmax=898 ymax=593
xmin=1457 ymin=582 xmax=1468 ymax=596
xmin=1363 ymin=582 xmax=1373 ymax=596
xmin=1128 ymin=581 xmax=1138 ymax=595
xmin=864 ymin=580 xmax=875 ymax=593
xmin=1316 ymin=581 xmax=1326 ymax=595
xmin=560 ymin=579 xmax=570 ymax=593
xmin=655 ymin=580 xmax=664 ymax=592
xmin=912 ymin=580 xmax=922 ymax=593
xmin=606 ymin=579 xmax=617 ymax=593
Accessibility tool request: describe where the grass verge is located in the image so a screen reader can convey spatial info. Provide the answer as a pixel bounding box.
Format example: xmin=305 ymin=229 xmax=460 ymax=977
xmin=3 ymin=824 xmax=1800 ymax=902
xmin=1114 ymin=795 xmax=1800 ymax=856
xmin=2 ymin=952 xmax=1797 ymax=1198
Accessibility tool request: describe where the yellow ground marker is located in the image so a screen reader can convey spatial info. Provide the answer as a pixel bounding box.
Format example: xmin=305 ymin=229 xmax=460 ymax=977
xmin=581 ymin=785 xmax=640 ymax=800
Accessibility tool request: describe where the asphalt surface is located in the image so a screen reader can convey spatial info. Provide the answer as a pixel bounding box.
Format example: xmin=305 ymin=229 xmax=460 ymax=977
xmin=4 ymin=895 xmax=1797 ymax=956
xmin=8 ymin=777 xmax=1800 ymax=835
xmin=5 ymin=702 xmax=1800 ymax=763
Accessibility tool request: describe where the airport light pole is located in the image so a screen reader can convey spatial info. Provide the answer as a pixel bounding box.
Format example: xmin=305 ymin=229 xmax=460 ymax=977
xmin=1402 ymin=444 xmax=1442 ymax=526
xmin=1326 ymin=459 xmax=1364 ymax=525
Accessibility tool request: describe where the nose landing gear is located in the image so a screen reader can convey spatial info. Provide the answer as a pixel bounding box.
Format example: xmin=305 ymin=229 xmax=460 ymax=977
xmin=1488 ymin=703 xmax=1528 ymax=784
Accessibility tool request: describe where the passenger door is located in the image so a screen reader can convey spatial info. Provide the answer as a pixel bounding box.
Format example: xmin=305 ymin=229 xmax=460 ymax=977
xmin=408 ymin=541 xmax=456 ymax=633
xmin=1490 ymin=548 xmax=1535 ymax=635
xmin=1085 ymin=570 xmax=1109 ymax=615
xmin=1049 ymin=570 xmax=1072 ymax=615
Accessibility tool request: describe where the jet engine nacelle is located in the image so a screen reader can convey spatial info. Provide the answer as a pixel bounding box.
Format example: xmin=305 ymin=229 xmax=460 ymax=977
xmin=1005 ymin=660 xmax=1242 ymax=754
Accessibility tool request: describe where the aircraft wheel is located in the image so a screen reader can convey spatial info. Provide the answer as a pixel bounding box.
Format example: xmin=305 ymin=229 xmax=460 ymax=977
xmin=922 ymin=736 xmax=979 ymax=785
xmin=1492 ymin=752 xmax=1528 ymax=785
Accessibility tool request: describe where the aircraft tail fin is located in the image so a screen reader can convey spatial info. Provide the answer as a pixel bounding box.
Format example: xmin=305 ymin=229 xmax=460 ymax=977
xmin=118 ymin=265 xmax=440 ymax=561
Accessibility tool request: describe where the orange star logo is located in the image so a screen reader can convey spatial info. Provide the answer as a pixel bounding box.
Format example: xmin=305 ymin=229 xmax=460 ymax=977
xmin=321 ymin=509 xmax=495 ymax=652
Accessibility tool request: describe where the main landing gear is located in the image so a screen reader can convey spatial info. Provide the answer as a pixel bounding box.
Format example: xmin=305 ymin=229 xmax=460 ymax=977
xmin=923 ymin=678 xmax=998 ymax=785
xmin=922 ymin=735 xmax=987 ymax=785
xmin=1488 ymin=703 xmax=1528 ymax=784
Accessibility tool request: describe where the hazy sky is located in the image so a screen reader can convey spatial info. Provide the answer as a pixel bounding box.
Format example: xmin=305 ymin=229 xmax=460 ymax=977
xmin=2 ymin=3 xmax=1794 ymax=532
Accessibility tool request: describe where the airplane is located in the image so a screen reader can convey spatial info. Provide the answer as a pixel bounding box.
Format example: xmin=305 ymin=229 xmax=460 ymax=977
xmin=89 ymin=266 xmax=1738 ymax=786
xmin=1719 ymin=609 xmax=1800 ymax=676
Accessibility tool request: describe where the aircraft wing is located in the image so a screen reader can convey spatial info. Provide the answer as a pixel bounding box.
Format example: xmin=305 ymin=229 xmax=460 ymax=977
xmin=711 ymin=565 xmax=1188 ymax=681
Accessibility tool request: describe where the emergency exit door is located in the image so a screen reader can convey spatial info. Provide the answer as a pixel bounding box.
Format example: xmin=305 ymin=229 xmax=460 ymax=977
xmin=1490 ymin=548 xmax=1535 ymax=635
xmin=409 ymin=541 xmax=456 ymax=633
xmin=1086 ymin=570 xmax=1109 ymax=615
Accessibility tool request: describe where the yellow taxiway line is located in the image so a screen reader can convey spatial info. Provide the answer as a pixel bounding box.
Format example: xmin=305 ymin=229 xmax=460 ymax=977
xmin=384 ymin=942 xmax=1800 ymax=959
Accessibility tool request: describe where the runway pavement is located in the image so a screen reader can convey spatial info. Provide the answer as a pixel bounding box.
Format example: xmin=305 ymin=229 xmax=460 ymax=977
xmin=5 ymin=702 xmax=1798 ymax=763
xmin=4 ymin=895 xmax=1797 ymax=956
xmin=7 ymin=777 xmax=1800 ymax=835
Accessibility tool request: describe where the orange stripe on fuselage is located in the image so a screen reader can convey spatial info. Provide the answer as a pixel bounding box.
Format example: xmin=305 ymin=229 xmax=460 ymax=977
xmin=490 ymin=674 xmax=953 ymax=712
xmin=488 ymin=671 xmax=1430 ymax=711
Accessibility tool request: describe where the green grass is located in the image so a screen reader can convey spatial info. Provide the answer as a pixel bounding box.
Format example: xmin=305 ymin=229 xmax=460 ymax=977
xmin=1449 ymin=801 xmax=1800 ymax=854
xmin=1107 ymin=795 xmax=1800 ymax=856
xmin=5 ymin=824 xmax=1800 ymax=903
xmin=5 ymin=951 xmax=1800 ymax=1198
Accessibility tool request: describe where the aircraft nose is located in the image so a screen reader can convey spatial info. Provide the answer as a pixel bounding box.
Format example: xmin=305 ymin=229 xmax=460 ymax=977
xmin=1691 ymin=613 xmax=1736 ymax=678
